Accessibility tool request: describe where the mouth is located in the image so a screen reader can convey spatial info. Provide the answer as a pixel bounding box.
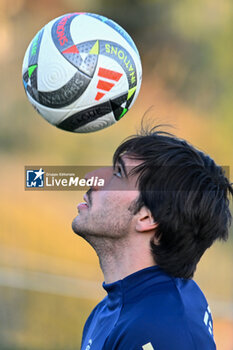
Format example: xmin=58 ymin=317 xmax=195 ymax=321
xmin=83 ymin=194 xmax=89 ymax=206
xmin=77 ymin=194 xmax=90 ymax=212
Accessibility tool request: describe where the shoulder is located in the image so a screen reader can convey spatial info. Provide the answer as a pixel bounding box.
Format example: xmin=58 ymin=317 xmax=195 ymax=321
xmin=104 ymin=278 xmax=216 ymax=350
xmin=104 ymin=312 xmax=195 ymax=350
xmin=119 ymin=276 xmax=204 ymax=323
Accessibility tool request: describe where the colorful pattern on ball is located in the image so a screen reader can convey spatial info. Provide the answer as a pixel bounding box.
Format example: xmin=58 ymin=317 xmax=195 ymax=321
xmin=22 ymin=13 xmax=142 ymax=133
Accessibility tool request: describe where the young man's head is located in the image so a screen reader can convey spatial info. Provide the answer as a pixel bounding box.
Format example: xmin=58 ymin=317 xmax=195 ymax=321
xmin=72 ymin=126 xmax=233 ymax=279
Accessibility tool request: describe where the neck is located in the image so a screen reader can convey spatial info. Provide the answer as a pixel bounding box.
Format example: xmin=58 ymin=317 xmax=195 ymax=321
xmin=90 ymin=235 xmax=156 ymax=284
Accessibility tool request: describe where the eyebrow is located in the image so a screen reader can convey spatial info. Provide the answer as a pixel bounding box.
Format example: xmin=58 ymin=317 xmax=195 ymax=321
xmin=115 ymin=156 xmax=128 ymax=178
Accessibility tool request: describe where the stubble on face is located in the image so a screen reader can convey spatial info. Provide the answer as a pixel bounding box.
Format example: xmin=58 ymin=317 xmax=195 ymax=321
xmin=72 ymin=156 xmax=141 ymax=257
xmin=72 ymin=190 xmax=136 ymax=241
xmin=73 ymin=196 xmax=140 ymax=274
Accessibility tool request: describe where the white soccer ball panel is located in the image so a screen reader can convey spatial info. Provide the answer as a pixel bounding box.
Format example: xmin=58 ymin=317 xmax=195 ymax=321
xmin=70 ymin=15 xmax=139 ymax=61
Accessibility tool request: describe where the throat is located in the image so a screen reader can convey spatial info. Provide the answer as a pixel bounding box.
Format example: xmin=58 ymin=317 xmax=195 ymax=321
xmin=93 ymin=237 xmax=155 ymax=284
xmin=94 ymin=237 xmax=130 ymax=283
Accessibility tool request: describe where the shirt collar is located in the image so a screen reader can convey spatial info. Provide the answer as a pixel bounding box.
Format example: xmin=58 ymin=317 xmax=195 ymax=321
xmin=102 ymin=266 xmax=171 ymax=309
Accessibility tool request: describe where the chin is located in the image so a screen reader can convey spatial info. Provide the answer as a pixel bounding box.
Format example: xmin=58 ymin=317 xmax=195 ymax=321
xmin=72 ymin=217 xmax=81 ymax=234
xmin=72 ymin=217 xmax=88 ymax=237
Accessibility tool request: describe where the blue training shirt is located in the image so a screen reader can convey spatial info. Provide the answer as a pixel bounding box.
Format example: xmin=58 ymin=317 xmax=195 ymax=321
xmin=81 ymin=266 xmax=216 ymax=350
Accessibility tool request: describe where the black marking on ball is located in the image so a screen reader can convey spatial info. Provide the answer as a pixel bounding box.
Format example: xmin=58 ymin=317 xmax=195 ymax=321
xmin=125 ymin=91 xmax=136 ymax=110
xmin=30 ymin=67 xmax=38 ymax=90
xmin=27 ymin=71 xmax=91 ymax=108
xmin=110 ymin=92 xmax=128 ymax=120
xmin=23 ymin=71 xmax=29 ymax=83
xmin=57 ymin=101 xmax=112 ymax=131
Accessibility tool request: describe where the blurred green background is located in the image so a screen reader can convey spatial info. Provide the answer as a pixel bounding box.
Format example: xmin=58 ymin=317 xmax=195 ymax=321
xmin=0 ymin=0 xmax=233 ymax=349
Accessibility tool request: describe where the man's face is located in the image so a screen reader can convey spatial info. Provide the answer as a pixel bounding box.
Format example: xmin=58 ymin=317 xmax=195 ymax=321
xmin=72 ymin=155 xmax=141 ymax=240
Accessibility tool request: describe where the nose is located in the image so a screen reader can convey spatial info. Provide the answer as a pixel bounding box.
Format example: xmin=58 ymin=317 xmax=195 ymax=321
xmin=85 ymin=167 xmax=112 ymax=190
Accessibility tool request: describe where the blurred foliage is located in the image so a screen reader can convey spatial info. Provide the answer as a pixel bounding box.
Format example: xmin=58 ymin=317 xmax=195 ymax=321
xmin=99 ymin=0 xmax=233 ymax=117
xmin=0 ymin=287 xmax=97 ymax=350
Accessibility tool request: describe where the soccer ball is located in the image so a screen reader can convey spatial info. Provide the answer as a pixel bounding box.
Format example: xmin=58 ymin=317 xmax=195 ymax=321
xmin=22 ymin=12 xmax=142 ymax=133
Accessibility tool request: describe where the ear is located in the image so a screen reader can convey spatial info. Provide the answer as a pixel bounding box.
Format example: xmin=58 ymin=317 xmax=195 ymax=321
xmin=135 ymin=206 xmax=158 ymax=233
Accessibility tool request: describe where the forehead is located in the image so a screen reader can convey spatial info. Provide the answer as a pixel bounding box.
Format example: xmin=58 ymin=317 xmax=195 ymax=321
xmin=121 ymin=154 xmax=142 ymax=168
xmin=118 ymin=155 xmax=141 ymax=191
xmin=120 ymin=154 xmax=143 ymax=186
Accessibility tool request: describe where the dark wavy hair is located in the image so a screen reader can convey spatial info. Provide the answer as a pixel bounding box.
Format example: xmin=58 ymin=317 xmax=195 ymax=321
xmin=113 ymin=126 xmax=233 ymax=279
